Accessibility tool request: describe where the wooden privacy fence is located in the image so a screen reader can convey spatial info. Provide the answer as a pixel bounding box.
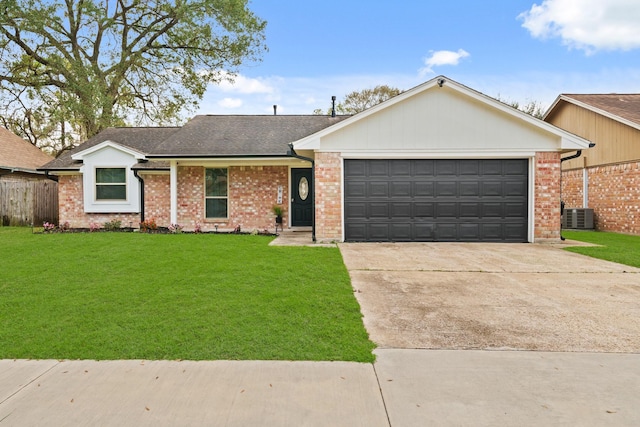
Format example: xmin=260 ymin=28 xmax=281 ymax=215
xmin=0 ymin=180 xmax=58 ymax=226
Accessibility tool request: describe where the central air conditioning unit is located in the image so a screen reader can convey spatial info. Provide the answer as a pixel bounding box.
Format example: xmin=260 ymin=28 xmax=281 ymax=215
xmin=562 ymin=208 xmax=594 ymax=230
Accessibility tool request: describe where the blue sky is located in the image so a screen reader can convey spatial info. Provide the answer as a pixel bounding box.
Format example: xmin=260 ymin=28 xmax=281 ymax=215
xmin=197 ymin=0 xmax=640 ymax=115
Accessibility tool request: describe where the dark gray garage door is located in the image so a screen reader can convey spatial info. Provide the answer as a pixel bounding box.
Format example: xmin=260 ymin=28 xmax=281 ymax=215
xmin=344 ymin=159 xmax=528 ymax=242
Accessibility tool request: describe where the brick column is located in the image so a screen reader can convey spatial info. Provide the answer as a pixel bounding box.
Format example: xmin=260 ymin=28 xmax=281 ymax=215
xmin=534 ymin=152 xmax=562 ymax=241
xmin=315 ymin=152 xmax=343 ymax=242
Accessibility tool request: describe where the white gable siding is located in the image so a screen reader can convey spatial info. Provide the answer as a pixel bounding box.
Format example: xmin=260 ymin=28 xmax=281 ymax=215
xmin=317 ymin=87 xmax=558 ymax=156
xmin=79 ymin=145 xmax=140 ymax=213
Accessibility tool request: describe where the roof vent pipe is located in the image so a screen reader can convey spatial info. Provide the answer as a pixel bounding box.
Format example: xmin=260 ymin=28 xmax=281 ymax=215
xmin=273 ymin=105 xmax=277 ymax=115
xmin=331 ymin=96 xmax=336 ymax=117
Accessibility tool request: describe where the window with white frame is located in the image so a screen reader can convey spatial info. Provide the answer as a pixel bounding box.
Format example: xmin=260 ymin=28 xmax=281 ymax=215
xmin=205 ymin=168 xmax=228 ymax=218
xmin=96 ymin=168 xmax=127 ymax=200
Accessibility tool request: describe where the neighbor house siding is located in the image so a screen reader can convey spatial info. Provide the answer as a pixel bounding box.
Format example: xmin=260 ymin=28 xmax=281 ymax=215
xmin=548 ymin=102 xmax=640 ymax=170
xmin=561 ymin=169 xmax=584 ymax=209
xmin=548 ymin=99 xmax=640 ymax=235
xmin=534 ymin=152 xmax=562 ymax=241
xmin=586 ymin=162 xmax=640 ymax=234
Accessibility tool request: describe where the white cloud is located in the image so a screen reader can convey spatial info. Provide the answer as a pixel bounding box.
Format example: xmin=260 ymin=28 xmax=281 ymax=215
xmin=419 ymin=49 xmax=470 ymax=76
xmin=215 ymin=72 xmax=274 ymax=94
xmin=519 ymin=0 xmax=640 ymax=53
xmin=195 ymin=67 xmax=640 ymax=118
xmin=199 ymin=73 xmax=421 ymax=115
xmin=218 ymin=98 xmax=243 ymax=109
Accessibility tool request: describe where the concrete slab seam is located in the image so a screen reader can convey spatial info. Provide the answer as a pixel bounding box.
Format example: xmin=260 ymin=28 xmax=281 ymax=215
xmin=371 ymin=362 xmax=392 ymax=427
xmin=347 ymin=269 xmax=640 ymax=274
xmin=0 ymin=361 xmax=61 ymax=406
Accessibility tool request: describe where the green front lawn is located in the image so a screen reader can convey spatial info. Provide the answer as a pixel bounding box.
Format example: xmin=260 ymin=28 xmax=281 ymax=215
xmin=562 ymin=230 xmax=640 ymax=268
xmin=0 ymin=228 xmax=375 ymax=362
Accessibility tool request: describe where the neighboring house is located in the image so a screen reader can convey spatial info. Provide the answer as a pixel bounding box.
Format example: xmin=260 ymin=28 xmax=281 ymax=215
xmin=40 ymin=76 xmax=590 ymax=242
xmin=0 ymin=126 xmax=53 ymax=181
xmin=0 ymin=126 xmax=58 ymax=226
xmin=544 ymin=94 xmax=640 ymax=235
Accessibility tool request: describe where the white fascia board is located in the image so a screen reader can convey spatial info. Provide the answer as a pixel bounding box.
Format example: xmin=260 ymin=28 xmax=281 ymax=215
xmin=71 ymin=140 xmax=146 ymax=161
xmin=293 ymin=137 xmax=321 ymax=150
xmin=335 ymin=150 xmax=539 ymax=159
xmin=559 ymin=135 xmax=591 ymax=150
xmin=171 ymin=157 xmax=303 ymax=167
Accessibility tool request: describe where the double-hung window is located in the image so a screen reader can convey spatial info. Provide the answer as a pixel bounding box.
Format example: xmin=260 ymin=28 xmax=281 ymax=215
xmin=96 ymin=168 xmax=127 ymax=200
xmin=205 ymin=168 xmax=228 ymax=218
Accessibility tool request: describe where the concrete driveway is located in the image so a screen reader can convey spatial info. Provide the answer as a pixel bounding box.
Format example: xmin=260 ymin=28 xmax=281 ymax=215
xmin=339 ymin=242 xmax=640 ymax=352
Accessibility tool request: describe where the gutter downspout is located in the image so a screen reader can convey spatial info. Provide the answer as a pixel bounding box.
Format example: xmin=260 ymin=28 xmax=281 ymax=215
xmin=560 ymin=150 xmax=583 ymax=163
xmin=288 ymin=143 xmax=316 ymax=242
xmin=133 ymin=169 xmax=145 ymax=223
xmin=559 ymin=143 xmax=596 ymax=240
xmin=44 ymin=171 xmax=59 ymax=182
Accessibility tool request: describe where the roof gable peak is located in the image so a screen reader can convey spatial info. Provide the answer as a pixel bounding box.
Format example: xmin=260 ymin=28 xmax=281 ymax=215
xmin=71 ymin=140 xmax=146 ymax=161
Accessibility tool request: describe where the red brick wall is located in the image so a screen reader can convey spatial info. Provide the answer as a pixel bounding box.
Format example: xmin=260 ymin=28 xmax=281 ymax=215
xmin=534 ymin=152 xmax=562 ymax=241
xmin=175 ymin=166 xmax=204 ymax=229
xmin=58 ymin=175 xmax=82 ymax=225
xmin=58 ymin=174 xmax=139 ymax=229
xmin=175 ymin=165 xmax=288 ymax=232
xmin=58 ymin=153 xmax=567 ymax=240
xmin=228 ymin=165 xmax=289 ymax=232
xmin=143 ymin=173 xmax=170 ymax=226
xmin=314 ymin=152 xmax=342 ymax=242
xmin=586 ymin=162 xmax=640 ymax=234
xmin=57 ymin=166 xmax=289 ymax=232
xmin=561 ymin=169 xmax=584 ymax=209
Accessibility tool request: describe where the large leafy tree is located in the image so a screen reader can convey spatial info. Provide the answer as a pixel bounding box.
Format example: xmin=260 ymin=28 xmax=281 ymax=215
xmin=0 ymin=0 xmax=266 ymax=155
xmin=314 ymin=85 xmax=402 ymax=115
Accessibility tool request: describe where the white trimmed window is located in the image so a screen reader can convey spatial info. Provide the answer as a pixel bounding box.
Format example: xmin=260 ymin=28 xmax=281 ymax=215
xmin=205 ymin=168 xmax=228 ymax=218
xmin=96 ymin=168 xmax=127 ymax=200
xmin=73 ymin=141 xmax=141 ymax=213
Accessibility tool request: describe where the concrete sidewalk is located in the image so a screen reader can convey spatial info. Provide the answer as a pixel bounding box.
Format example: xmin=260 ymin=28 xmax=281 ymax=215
xmin=0 ymin=359 xmax=387 ymax=426
xmin=2 ymin=350 xmax=639 ymax=426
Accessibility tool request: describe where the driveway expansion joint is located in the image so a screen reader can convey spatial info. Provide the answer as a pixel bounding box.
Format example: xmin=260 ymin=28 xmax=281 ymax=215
xmin=0 ymin=360 xmax=61 ymax=406
xmin=371 ymin=362 xmax=392 ymax=427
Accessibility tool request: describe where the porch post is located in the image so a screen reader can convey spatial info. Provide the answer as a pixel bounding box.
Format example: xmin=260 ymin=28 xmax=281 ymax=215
xmin=170 ymin=161 xmax=178 ymax=225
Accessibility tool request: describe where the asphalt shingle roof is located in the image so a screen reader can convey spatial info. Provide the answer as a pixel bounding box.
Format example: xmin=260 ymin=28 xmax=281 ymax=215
xmin=0 ymin=126 xmax=53 ymax=171
xmin=40 ymin=127 xmax=181 ymax=171
xmin=149 ymin=115 xmax=350 ymax=157
xmin=40 ymin=115 xmax=350 ymax=170
xmin=562 ymin=94 xmax=640 ymax=127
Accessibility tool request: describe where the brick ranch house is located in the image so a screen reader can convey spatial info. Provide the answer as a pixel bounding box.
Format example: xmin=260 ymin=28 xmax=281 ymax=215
xmin=544 ymin=94 xmax=640 ymax=235
xmin=40 ymin=76 xmax=590 ymax=242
